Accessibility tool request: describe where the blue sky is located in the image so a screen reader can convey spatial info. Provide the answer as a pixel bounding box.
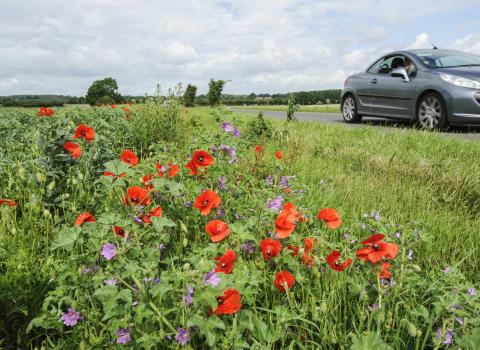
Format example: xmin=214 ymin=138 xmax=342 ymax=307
xmin=0 ymin=0 xmax=479 ymax=96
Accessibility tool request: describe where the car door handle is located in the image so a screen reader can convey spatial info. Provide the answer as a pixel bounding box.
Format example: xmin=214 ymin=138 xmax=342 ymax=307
xmin=370 ymin=78 xmax=378 ymax=84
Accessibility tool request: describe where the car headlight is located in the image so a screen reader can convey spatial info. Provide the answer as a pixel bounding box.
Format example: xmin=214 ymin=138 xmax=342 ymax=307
xmin=439 ymin=73 xmax=480 ymax=89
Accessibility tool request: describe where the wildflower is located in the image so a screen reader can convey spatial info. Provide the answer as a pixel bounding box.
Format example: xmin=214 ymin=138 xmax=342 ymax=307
xmin=275 ymin=151 xmax=283 ymax=159
xmin=214 ymin=249 xmax=236 ymax=274
xmin=260 ymin=238 xmax=282 ymax=260
xmin=37 ymin=107 xmax=54 ymax=116
xmin=240 ymin=240 xmax=255 ymax=254
xmin=456 ymin=316 xmax=464 ymax=325
xmin=73 ymin=124 xmax=95 ymax=142
xmin=142 ymin=206 xmax=163 ymax=224
xmin=444 ymin=329 xmax=454 ymax=345
xmin=286 ymin=244 xmax=299 ymax=257
xmin=326 ymin=250 xmax=353 ymax=272
xmin=280 ymin=176 xmax=292 ymax=188
xmin=101 ymin=243 xmax=117 ymax=260
xmin=124 ymin=186 xmax=151 ymax=206
xmin=212 ymin=289 xmax=242 ymax=315
xmin=205 ymin=220 xmax=231 ymax=242
xmin=436 ymin=328 xmax=443 ymax=341
xmin=274 ymin=271 xmax=295 ymax=292
xmin=185 ymin=150 xmax=214 ymax=175
xmin=204 ymin=270 xmax=221 ymax=286
xmin=442 ymin=266 xmax=451 ymax=274
xmin=103 ymin=171 xmax=127 ymax=179
xmin=468 ymin=287 xmax=477 ymax=296
xmin=175 ymin=328 xmax=190 ymax=346
xmin=185 ymin=287 xmax=194 ymax=306
xmin=232 ymin=128 xmax=240 ymax=137
xmin=63 ymin=141 xmax=82 ymax=159
xmin=266 ymin=175 xmax=274 ymax=186
xmin=379 ymin=261 xmax=392 ymax=279
xmin=116 ymin=328 xmax=131 ymax=344
xmin=267 ymin=195 xmax=283 ymax=211
xmin=61 ymin=308 xmax=82 ymax=326
xmin=228 ymin=147 xmax=237 ymax=163
xmin=156 ymin=162 xmax=179 ymax=178
xmin=104 ymin=278 xmax=118 ymax=285
xmin=317 ymin=208 xmax=342 ymax=229
xmin=355 ymin=234 xmax=398 ymax=264
xmin=75 ymin=212 xmax=96 ymax=226
xmin=254 ymin=145 xmax=263 ymax=153
xmin=121 ymin=149 xmax=139 ymax=166
xmin=194 ymin=190 xmax=221 ymax=215
xmin=218 ymin=176 xmax=227 ymax=190
xmin=368 ymin=304 xmax=380 ymax=312
xmin=184 ymin=201 xmax=192 ymax=208
xmin=0 ymin=199 xmax=17 ymax=207
xmin=221 ymin=121 xmax=233 ymax=132
xmin=407 ymin=249 xmax=414 ymax=260
xmin=113 ymin=225 xmax=126 ymax=238
xmin=143 ymin=174 xmax=154 ymax=191
xmin=111 ymin=103 xmax=116 ymax=108
xmin=274 ymin=202 xmax=301 ymax=238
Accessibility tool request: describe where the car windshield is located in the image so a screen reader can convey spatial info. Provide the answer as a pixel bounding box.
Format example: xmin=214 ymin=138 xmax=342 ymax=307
xmin=415 ymin=51 xmax=480 ymax=68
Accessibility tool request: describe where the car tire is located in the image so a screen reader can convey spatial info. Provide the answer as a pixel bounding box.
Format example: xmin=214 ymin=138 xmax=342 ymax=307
xmin=342 ymin=94 xmax=362 ymax=123
xmin=416 ymin=92 xmax=448 ymax=130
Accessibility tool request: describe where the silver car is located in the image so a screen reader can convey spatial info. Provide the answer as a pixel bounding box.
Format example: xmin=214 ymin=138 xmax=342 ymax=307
xmin=341 ymin=49 xmax=480 ymax=129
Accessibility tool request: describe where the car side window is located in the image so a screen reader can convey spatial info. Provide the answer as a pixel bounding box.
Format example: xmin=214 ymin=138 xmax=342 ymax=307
xmin=367 ymin=58 xmax=386 ymax=74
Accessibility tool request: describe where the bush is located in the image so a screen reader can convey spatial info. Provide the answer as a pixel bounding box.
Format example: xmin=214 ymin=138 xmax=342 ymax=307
xmin=244 ymin=112 xmax=273 ymax=144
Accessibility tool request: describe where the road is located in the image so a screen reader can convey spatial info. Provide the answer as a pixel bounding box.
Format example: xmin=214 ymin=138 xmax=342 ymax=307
xmin=232 ymin=109 xmax=480 ymax=142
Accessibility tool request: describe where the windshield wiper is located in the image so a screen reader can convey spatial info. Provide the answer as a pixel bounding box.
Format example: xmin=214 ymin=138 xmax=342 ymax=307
xmin=443 ymin=64 xmax=480 ymax=68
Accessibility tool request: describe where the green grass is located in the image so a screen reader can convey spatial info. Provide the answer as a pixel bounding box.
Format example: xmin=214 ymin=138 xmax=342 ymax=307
xmin=229 ymin=104 xmax=341 ymax=113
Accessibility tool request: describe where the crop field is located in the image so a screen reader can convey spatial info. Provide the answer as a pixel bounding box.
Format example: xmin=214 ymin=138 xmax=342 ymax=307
xmin=1 ymin=101 xmax=480 ymax=349
xmin=231 ymin=104 xmax=341 ymax=114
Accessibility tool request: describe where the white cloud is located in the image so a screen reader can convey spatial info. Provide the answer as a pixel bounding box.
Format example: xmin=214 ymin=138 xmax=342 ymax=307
xmin=452 ymin=34 xmax=480 ymax=55
xmin=0 ymin=78 xmax=19 ymax=92
xmin=406 ymin=33 xmax=431 ymax=49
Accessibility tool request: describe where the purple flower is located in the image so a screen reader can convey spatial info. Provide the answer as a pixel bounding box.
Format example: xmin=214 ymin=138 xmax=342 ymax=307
xmin=436 ymin=328 xmax=443 ymax=340
xmin=217 ymin=209 xmax=226 ymax=217
xmin=104 ymin=278 xmax=118 ymax=286
xmin=92 ymin=265 xmax=99 ymax=273
xmin=176 ymin=327 xmax=190 ymax=346
xmin=374 ymin=211 xmax=380 ymax=221
xmin=455 ymin=316 xmax=463 ymax=325
xmin=266 ymin=175 xmax=274 ymax=187
xmin=468 ymin=287 xmax=477 ymax=296
xmin=232 ymin=127 xmax=240 ymax=137
xmin=82 ymin=267 xmax=90 ymax=274
xmin=368 ymin=303 xmax=380 ymax=312
xmin=184 ymin=201 xmax=192 ymax=208
xmin=220 ymin=144 xmax=230 ymax=152
xmin=221 ymin=121 xmax=233 ymax=132
xmin=360 ymin=223 xmax=366 ymax=230
xmin=218 ymin=176 xmax=227 ymax=190
xmin=442 ymin=266 xmax=451 ymax=274
xmin=159 ymin=243 xmax=166 ymax=251
xmin=267 ymin=195 xmax=283 ymax=211
xmin=210 ymin=145 xmax=217 ymax=152
xmin=101 ymin=243 xmax=117 ymax=260
xmin=240 ymin=240 xmax=255 ymax=254
xmin=228 ymin=147 xmax=237 ymax=163
xmin=444 ymin=329 xmax=454 ymax=345
xmin=185 ymin=287 xmax=194 ymax=306
xmin=61 ymin=308 xmax=82 ymax=327
xmin=204 ymin=270 xmax=221 ymax=287
xmin=133 ymin=215 xmax=142 ymax=223
xmin=280 ymin=176 xmax=293 ymax=188
xmin=407 ymin=249 xmax=414 ymax=261
xmin=116 ymin=328 xmax=131 ymax=344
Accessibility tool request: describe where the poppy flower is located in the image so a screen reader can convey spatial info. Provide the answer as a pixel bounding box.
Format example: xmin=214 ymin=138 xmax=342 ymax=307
xmin=143 ymin=206 xmax=163 ymax=224
xmin=113 ymin=225 xmax=126 ymax=238
xmin=63 ymin=142 xmax=82 ymax=159
xmin=303 ymin=238 xmax=315 ymax=253
xmin=37 ymin=107 xmax=54 ymax=116
xmin=124 ymin=186 xmax=151 ymax=206
xmin=302 ymin=252 xmax=314 ymax=268
xmin=111 ymin=104 xmax=117 ymax=109
xmin=205 ymin=220 xmax=231 ymax=242
xmin=194 ymin=190 xmax=221 ymax=216
xmin=0 ymin=199 xmax=17 ymax=207
xmin=212 ymin=289 xmax=242 ymax=316
xmin=73 ymin=124 xmax=95 ymax=142
xmin=275 ymin=151 xmax=283 ymax=159
xmin=260 ymin=238 xmax=282 ymax=260
xmin=286 ymin=244 xmax=299 ymax=257
xmin=121 ymin=150 xmax=139 ymax=166
xmin=317 ymin=208 xmax=342 ymax=229
xmin=274 ymin=202 xmax=301 ymax=238
xmin=380 ymin=261 xmax=392 ymax=279
xmin=356 ymin=234 xmax=399 ymax=264
xmin=156 ymin=162 xmax=179 ymax=178
xmin=75 ymin=212 xmax=96 ymax=226
xmin=143 ymin=174 xmax=154 ymax=191
xmin=123 ymin=107 xmax=131 ymax=120
xmin=274 ymin=271 xmax=295 ymax=292
xmin=326 ymin=250 xmax=353 ymax=272
xmin=214 ymin=249 xmax=236 ymax=274
xmin=103 ymin=172 xmax=127 ymax=179
xmin=185 ymin=150 xmax=214 ymax=175
xmin=255 ymin=145 xmax=263 ymax=153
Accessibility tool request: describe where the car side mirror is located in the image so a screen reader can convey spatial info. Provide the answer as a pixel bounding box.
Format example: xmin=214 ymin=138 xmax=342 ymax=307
xmin=391 ymin=68 xmax=410 ymax=82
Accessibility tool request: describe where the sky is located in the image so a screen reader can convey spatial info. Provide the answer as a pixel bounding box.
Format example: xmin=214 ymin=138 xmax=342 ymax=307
xmin=1 ymin=0 xmax=480 ymax=96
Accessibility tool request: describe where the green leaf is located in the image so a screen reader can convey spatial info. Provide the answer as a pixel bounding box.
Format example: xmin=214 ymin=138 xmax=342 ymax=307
xmin=50 ymin=227 xmax=80 ymax=251
xmin=350 ymin=332 xmax=393 ymax=350
xmin=151 ymin=216 xmax=175 ymax=233
xmin=103 ymin=159 xmax=130 ymax=176
xmin=457 ymin=328 xmax=480 ymax=350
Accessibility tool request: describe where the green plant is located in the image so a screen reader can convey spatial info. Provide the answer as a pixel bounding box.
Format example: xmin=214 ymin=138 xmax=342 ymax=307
xmin=85 ymin=77 xmax=121 ymax=106
xmin=183 ymin=84 xmax=197 ymax=107
xmin=286 ymin=95 xmax=300 ymax=122
xmin=207 ymin=79 xmax=227 ymax=107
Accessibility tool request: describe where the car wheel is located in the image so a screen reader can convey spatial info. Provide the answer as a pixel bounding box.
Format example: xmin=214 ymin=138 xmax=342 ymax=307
xmin=342 ymin=95 xmax=362 ymax=123
xmin=416 ymin=93 xmax=448 ymax=130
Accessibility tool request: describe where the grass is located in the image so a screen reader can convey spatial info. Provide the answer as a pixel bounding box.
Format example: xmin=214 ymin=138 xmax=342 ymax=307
xmin=1 ymin=105 xmax=479 ymax=349
xmin=229 ymin=104 xmax=341 ymax=113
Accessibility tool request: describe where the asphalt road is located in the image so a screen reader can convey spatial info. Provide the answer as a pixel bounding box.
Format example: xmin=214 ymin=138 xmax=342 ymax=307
xmin=232 ymin=109 xmax=480 ymax=142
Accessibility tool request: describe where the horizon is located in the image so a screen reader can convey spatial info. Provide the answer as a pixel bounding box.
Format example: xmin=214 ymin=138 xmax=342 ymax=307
xmin=1 ymin=0 xmax=479 ymax=96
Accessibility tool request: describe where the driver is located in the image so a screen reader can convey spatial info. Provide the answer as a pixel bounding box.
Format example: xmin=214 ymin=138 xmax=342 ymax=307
xmin=404 ymin=57 xmax=415 ymax=75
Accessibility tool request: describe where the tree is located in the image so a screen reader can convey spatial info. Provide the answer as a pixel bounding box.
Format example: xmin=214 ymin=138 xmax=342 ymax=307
xmin=183 ymin=84 xmax=197 ymax=107
xmin=207 ymin=79 xmax=227 ymax=107
xmin=286 ymin=94 xmax=299 ymax=122
xmin=85 ymin=77 xmax=121 ymax=106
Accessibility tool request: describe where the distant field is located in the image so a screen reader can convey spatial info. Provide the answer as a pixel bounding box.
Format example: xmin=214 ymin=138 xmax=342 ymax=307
xmin=230 ymin=104 xmax=341 ymax=113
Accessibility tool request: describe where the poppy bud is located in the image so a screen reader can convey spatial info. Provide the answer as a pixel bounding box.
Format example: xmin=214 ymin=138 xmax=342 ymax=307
xmin=47 ymin=180 xmax=56 ymax=191
xmin=407 ymin=322 xmax=417 ymax=337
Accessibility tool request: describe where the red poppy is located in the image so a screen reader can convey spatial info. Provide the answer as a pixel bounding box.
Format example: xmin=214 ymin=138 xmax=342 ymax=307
xmin=380 ymin=261 xmax=392 ymax=279
xmin=303 ymin=238 xmax=315 ymax=253
xmin=302 ymin=252 xmax=314 ymax=268
xmin=121 ymin=149 xmax=139 ymax=166
xmin=286 ymin=244 xmax=299 ymax=257
xmin=356 ymin=234 xmax=399 ymax=264
xmin=0 ymin=199 xmax=17 ymax=207
xmin=274 ymin=271 xmax=295 ymax=292
xmin=317 ymin=208 xmax=342 ymax=229
xmin=143 ymin=174 xmax=154 ymax=191
xmin=255 ymin=145 xmax=263 ymax=153
xmin=124 ymin=186 xmax=151 ymax=206
xmin=326 ymin=250 xmax=353 ymax=272
xmin=37 ymin=107 xmax=54 ymax=116
xmin=205 ymin=220 xmax=231 ymax=242
xmin=123 ymin=107 xmax=131 ymax=120
xmin=260 ymin=238 xmax=282 ymax=260
xmin=73 ymin=124 xmax=95 ymax=142
xmin=275 ymin=202 xmax=301 ymax=238
xmin=142 ymin=206 xmax=163 ymax=224
xmin=214 ymin=249 xmax=236 ymax=274
xmin=75 ymin=212 xmax=96 ymax=226
xmin=63 ymin=142 xmax=82 ymax=159
xmin=111 ymin=103 xmax=116 ymax=109
xmin=194 ymin=190 xmax=221 ymax=216
xmin=185 ymin=150 xmax=215 ymax=175
xmin=103 ymin=171 xmax=127 ymax=179
xmin=156 ymin=162 xmax=179 ymax=178
xmin=113 ymin=225 xmax=126 ymax=238
xmin=213 ymin=289 xmax=242 ymax=316
xmin=275 ymin=151 xmax=283 ymax=159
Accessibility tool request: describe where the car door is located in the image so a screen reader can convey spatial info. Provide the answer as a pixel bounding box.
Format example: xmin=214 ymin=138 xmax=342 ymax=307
xmin=368 ymin=55 xmax=416 ymax=118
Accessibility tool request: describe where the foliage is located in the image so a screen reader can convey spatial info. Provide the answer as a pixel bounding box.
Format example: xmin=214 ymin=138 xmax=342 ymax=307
xmin=207 ymin=79 xmax=227 ymax=107
xmin=85 ymin=77 xmax=122 ymax=106
xmin=183 ymin=84 xmax=197 ymax=107
xmin=286 ymin=95 xmax=300 ymax=122
xmin=244 ymin=111 xmax=273 ymax=144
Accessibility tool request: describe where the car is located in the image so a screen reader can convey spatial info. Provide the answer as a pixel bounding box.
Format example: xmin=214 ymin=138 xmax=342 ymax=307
xmin=341 ymin=49 xmax=480 ymax=129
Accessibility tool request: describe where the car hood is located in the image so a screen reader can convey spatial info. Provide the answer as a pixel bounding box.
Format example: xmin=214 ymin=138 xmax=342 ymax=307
xmin=436 ymin=66 xmax=480 ymax=80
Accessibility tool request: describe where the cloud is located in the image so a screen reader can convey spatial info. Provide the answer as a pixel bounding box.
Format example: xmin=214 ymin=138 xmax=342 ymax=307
xmin=406 ymin=33 xmax=431 ymax=49
xmin=452 ymin=33 xmax=480 ymax=55
xmin=0 ymin=78 xmax=19 ymax=92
